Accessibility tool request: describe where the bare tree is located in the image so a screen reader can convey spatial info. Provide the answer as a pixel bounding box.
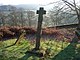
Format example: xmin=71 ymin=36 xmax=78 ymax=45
xmin=8 ymin=10 xmax=23 ymax=26
xmin=0 ymin=12 xmax=7 ymax=26
xmin=26 ymin=10 xmax=35 ymax=27
xmin=48 ymin=5 xmax=64 ymax=26
xmin=18 ymin=8 xmax=27 ymax=26
xmin=43 ymin=15 xmax=51 ymax=27
xmin=61 ymin=0 xmax=80 ymax=27
xmin=47 ymin=0 xmax=79 ymax=26
xmin=9 ymin=11 xmax=18 ymax=26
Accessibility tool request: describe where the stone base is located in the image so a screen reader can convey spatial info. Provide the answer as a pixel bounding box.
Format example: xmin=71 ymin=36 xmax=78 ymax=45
xmin=25 ymin=49 xmax=43 ymax=57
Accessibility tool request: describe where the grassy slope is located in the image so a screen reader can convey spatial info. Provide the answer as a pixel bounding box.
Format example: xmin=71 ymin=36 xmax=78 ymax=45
xmin=0 ymin=39 xmax=80 ymax=60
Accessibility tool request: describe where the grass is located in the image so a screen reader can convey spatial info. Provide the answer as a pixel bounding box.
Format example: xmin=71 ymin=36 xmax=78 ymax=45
xmin=0 ymin=38 xmax=80 ymax=60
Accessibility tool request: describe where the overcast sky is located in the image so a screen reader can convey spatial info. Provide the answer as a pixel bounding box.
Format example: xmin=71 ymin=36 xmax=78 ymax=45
xmin=0 ymin=0 xmax=80 ymax=5
xmin=0 ymin=0 xmax=60 ymax=5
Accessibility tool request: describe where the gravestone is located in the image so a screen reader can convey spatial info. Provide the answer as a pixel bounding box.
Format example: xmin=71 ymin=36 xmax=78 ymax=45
xmin=35 ymin=7 xmax=46 ymax=50
xmin=25 ymin=7 xmax=46 ymax=57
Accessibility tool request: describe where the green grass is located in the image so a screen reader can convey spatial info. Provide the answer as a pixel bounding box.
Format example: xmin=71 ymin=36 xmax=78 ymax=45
xmin=0 ymin=39 xmax=80 ymax=60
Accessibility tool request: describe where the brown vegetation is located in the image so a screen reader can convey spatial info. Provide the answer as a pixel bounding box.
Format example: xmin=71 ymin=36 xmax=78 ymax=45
xmin=0 ymin=26 xmax=75 ymax=41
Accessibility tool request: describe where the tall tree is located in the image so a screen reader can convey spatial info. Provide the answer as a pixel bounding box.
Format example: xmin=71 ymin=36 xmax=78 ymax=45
xmin=0 ymin=12 xmax=7 ymax=26
xmin=61 ymin=0 xmax=80 ymax=27
xmin=48 ymin=0 xmax=79 ymax=26
xmin=26 ymin=10 xmax=35 ymax=27
xmin=48 ymin=5 xmax=64 ymax=26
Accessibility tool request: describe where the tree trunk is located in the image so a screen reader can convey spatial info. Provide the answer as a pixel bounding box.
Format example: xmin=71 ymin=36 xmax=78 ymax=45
xmin=77 ymin=13 xmax=80 ymax=28
xmin=1 ymin=17 xmax=5 ymax=26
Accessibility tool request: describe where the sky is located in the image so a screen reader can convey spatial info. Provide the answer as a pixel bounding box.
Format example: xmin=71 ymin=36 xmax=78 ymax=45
xmin=0 ymin=0 xmax=59 ymax=5
xmin=0 ymin=0 xmax=80 ymax=5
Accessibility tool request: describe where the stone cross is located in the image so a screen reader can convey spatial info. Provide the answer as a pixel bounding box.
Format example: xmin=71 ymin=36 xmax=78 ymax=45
xmin=35 ymin=7 xmax=46 ymax=50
